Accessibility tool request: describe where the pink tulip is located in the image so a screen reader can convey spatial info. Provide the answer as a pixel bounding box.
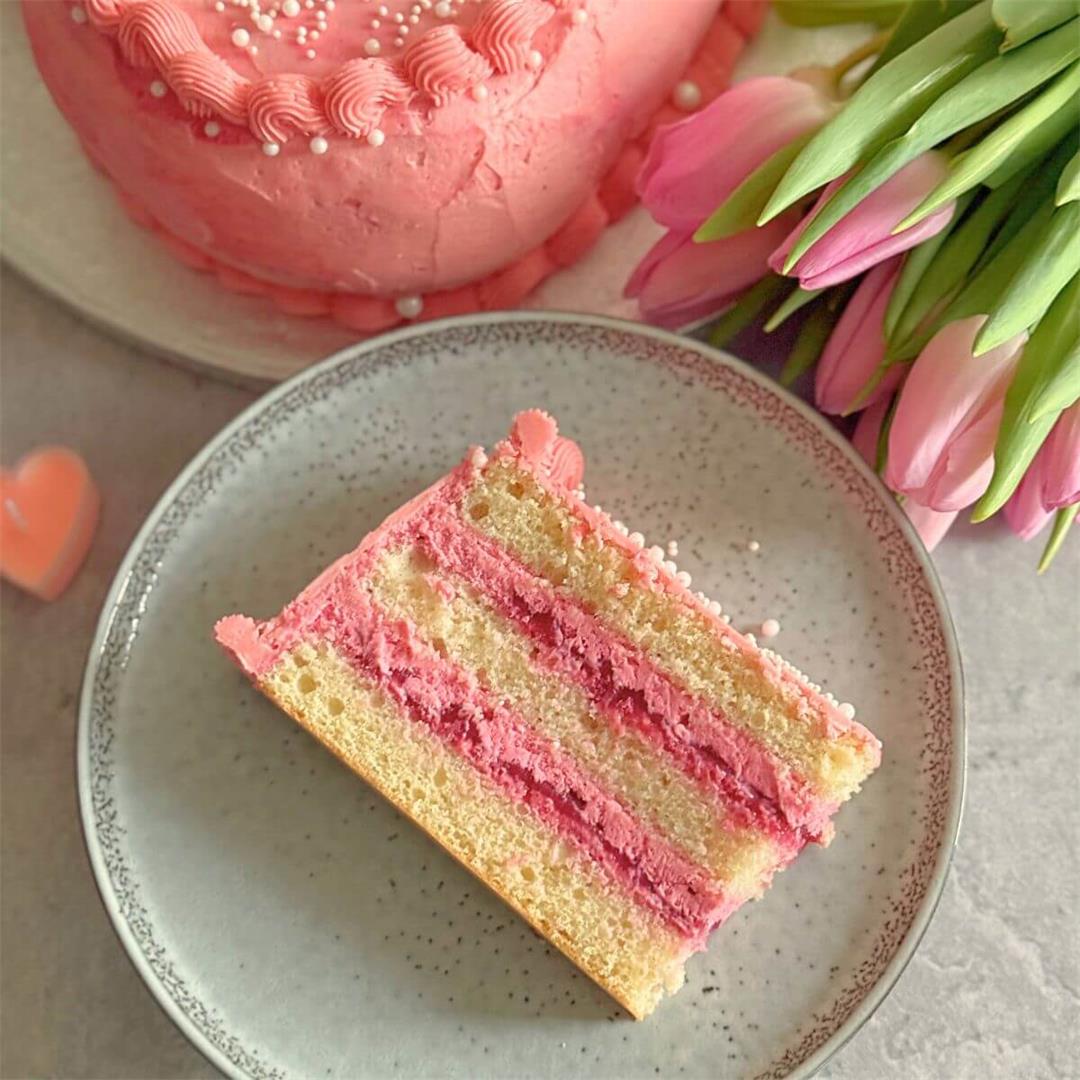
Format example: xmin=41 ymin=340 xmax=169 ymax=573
xmin=815 ymin=257 xmax=904 ymax=415
xmin=770 ymin=153 xmax=956 ymax=290
xmin=626 ymin=213 xmax=797 ymax=329
xmin=885 ymin=316 xmax=1025 ymax=512
xmin=1004 ymin=468 xmax=1053 ymax=541
xmin=1004 ymin=401 xmax=1080 ymax=539
xmin=637 ymin=77 xmax=834 ymax=232
xmin=853 ymin=396 xmax=959 ymax=551
xmin=1039 ymin=400 xmax=1080 ymax=509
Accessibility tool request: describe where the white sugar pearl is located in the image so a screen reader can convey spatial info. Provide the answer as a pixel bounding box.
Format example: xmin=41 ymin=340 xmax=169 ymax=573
xmin=747 ymin=539 xmax=760 ymax=552
xmin=627 ymin=532 xmax=644 ymax=549
xmin=666 ymin=540 xmax=678 ymax=556
xmin=309 ymin=135 xmax=329 ymax=154
xmin=676 ymin=570 xmax=692 ymax=587
xmin=309 ymin=29 xmax=319 ymax=39
xmin=571 ymin=8 xmax=587 ymax=24
xmin=213 ymin=1 xmax=225 ymax=11
xmin=281 ymin=0 xmax=300 ymax=13
xmin=324 ymin=0 xmax=334 ymax=8
xmin=434 ymin=0 xmax=451 ymax=15
xmin=262 ymin=140 xmax=280 ymax=156
xmin=393 ymin=36 xmax=403 ymax=45
xmin=369 ymin=17 xmax=379 ymax=27
xmin=394 ymin=11 xmax=404 ymax=21
xmin=248 ymin=44 xmax=259 ymax=54
xmin=673 ymin=80 xmax=702 ymax=111
xmin=364 ymin=36 xmax=380 ymax=54
xmin=256 ymin=13 xmax=273 ymax=30
xmin=760 ymin=618 xmax=781 ymax=639
xmin=377 ymin=3 xmax=388 ymax=13
xmin=839 ymin=702 xmax=857 ymax=720
xmin=366 ymin=127 xmax=385 ymax=146
xmin=470 ymin=83 xmax=488 ymax=101
xmin=204 ymin=121 xmax=221 ymax=137
xmin=70 ymin=4 xmax=88 ymax=21
xmin=273 ymin=28 xmax=282 ymax=37
xmin=231 ymin=27 xmax=251 ymax=46
xmin=409 ymin=12 xmax=419 ymax=22
xmin=305 ymin=47 xmax=316 ymax=57
xmin=395 ymin=295 xmax=424 ymax=319
xmin=527 ymin=49 xmax=543 ymax=69
xmin=149 ymin=79 xmax=167 ymax=98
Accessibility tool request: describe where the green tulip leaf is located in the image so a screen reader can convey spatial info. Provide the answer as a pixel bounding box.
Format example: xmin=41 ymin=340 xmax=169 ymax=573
xmin=707 ymin=275 xmax=791 ymax=349
xmin=1057 ymin=148 xmax=1080 ymax=203
xmin=1039 ymin=504 xmax=1079 ymax=572
xmin=780 ymin=18 xmax=1080 ymax=272
xmin=896 ymin=63 xmax=1080 ymax=230
xmin=985 ymin=102 xmax=1080 ymax=188
xmin=977 ymin=138 xmax=1074 ymax=267
xmin=884 ymin=189 xmax=977 ymax=340
xmin=972 ymin=274 xmax=1080 ymax=519
xmin=695 ymin=134 xmax=815 ymax=243
xmin=774 ymin=0 xmax=908 ymax=26
xmin=779 ymin=301 xmax=835 ymax=386
xmin=974 ymin=201 xmax=1080 ymax=354
xmin=764 ymin=287 xmax=824 ymax=332
xmin=993 ymin=0 xmax=1080 ymax=51
xmin=870 ymin=1 xmax=983 ymax=76
xmin=1030 ymin=341 xmax=1080 ymax=420
xmin=760 ymin=1 xmax=1002 ymax=223
xmin=887 ymin=176 xmax=1025 ymax=354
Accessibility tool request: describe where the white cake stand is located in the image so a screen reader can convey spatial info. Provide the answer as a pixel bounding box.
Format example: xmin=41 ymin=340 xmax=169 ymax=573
xmin=0 ymin=6 xmax=862 ymax=383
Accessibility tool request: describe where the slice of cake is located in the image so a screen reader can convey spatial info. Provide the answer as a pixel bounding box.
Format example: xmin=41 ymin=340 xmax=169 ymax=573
xmin=216 ymin=411 xmax=881 ymax=1018
xmin=23 ymin=0 xmax=767 ymax=333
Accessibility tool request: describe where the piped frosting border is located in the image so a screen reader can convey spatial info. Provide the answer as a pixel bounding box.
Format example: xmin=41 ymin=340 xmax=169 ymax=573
xmin=80 ymin=0 xmax=578 ymax=147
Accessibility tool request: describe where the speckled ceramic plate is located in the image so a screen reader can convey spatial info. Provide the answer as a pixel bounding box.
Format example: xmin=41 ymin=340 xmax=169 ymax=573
xmin=79 ymin=314 xmax=964 ymax=1080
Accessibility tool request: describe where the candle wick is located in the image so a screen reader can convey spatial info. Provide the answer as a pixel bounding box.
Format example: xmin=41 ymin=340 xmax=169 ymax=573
xmin=4 ymin=496 xmax=28 ymax=531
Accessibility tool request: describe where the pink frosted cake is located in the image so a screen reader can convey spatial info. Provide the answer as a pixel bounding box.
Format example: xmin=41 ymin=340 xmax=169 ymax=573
xmin=216 ymin=411 xmax=882 ymax=1017
xmin=22 ymin=0 xmax=765 ymax=332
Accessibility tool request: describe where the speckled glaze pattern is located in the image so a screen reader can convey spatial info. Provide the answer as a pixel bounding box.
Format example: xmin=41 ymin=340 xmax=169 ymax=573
xmin=79 ymin=315 xmax=963 ymax=1080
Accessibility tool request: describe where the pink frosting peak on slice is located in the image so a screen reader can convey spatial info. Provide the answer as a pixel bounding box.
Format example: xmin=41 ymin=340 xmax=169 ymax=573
xmin=502 ymin=409 xmax=585 ymax=492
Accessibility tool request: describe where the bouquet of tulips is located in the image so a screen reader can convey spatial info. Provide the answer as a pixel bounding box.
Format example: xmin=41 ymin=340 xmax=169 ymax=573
xmin=626 ymin=0 xmax=1079 ymax=567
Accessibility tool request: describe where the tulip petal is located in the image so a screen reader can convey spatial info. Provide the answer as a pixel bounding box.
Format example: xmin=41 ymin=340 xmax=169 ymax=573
xmin=903 ymin=500 xmax=960 ymax=551
xmin=772 ymin=155 xmax=957 ymax=289
xmin=637 ymin=78 xmax=831 ymax=232
xmin=916 ymin=400 xmax=1003 ymax=511
xmin=627 ymin=215 xmax=797 ymax=329
xmin=1040 ymin=401 xmax=1080 ymax=509
xmin=852 ymin=396 xmax=891 ymax=467
xmin=815 ymin=258 xmax=903 ymax=414
xmin=885 ymin=316 xmax=1024 ymax=498
xmin=1004 ymin=468 xmax=1054 ymax=540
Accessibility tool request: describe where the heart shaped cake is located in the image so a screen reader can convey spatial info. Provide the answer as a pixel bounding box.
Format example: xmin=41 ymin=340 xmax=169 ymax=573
xmin=22 ymin=0 xmax=764 ymax=331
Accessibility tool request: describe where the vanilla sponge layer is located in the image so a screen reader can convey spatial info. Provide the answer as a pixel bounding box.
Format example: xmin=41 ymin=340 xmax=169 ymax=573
xmin=367 ymin=546 xmax=781 ymax=899
xmin=263 ymin=642 xmax=690 ymax=1019
xmin=463 ymin=460 xmax=874 ymax=803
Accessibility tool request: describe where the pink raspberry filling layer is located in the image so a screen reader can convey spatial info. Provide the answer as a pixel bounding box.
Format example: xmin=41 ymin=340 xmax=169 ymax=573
xmin=276 ymin=590 xmax=737 ymax=942
xmin=415 ymin=511 xmax=828 ymax=842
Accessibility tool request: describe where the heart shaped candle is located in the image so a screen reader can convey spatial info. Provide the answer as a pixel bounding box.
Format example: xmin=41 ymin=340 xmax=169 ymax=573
xmin=1 ymin=447 xmax=100 ymax=601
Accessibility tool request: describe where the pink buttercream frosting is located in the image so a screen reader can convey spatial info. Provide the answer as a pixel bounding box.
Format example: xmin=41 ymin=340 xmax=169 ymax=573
xmin=24 ymin=0 xmax=726 ymax=297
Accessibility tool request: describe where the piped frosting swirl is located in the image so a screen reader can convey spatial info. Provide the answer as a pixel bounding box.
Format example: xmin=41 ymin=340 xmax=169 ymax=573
xmin=323 ymin=59 xmax=411 ymax=138
xmin=76 ymin=0 xmax=574 ymax=147
xmin=402 ymin=26 xmax=494 ymax=107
